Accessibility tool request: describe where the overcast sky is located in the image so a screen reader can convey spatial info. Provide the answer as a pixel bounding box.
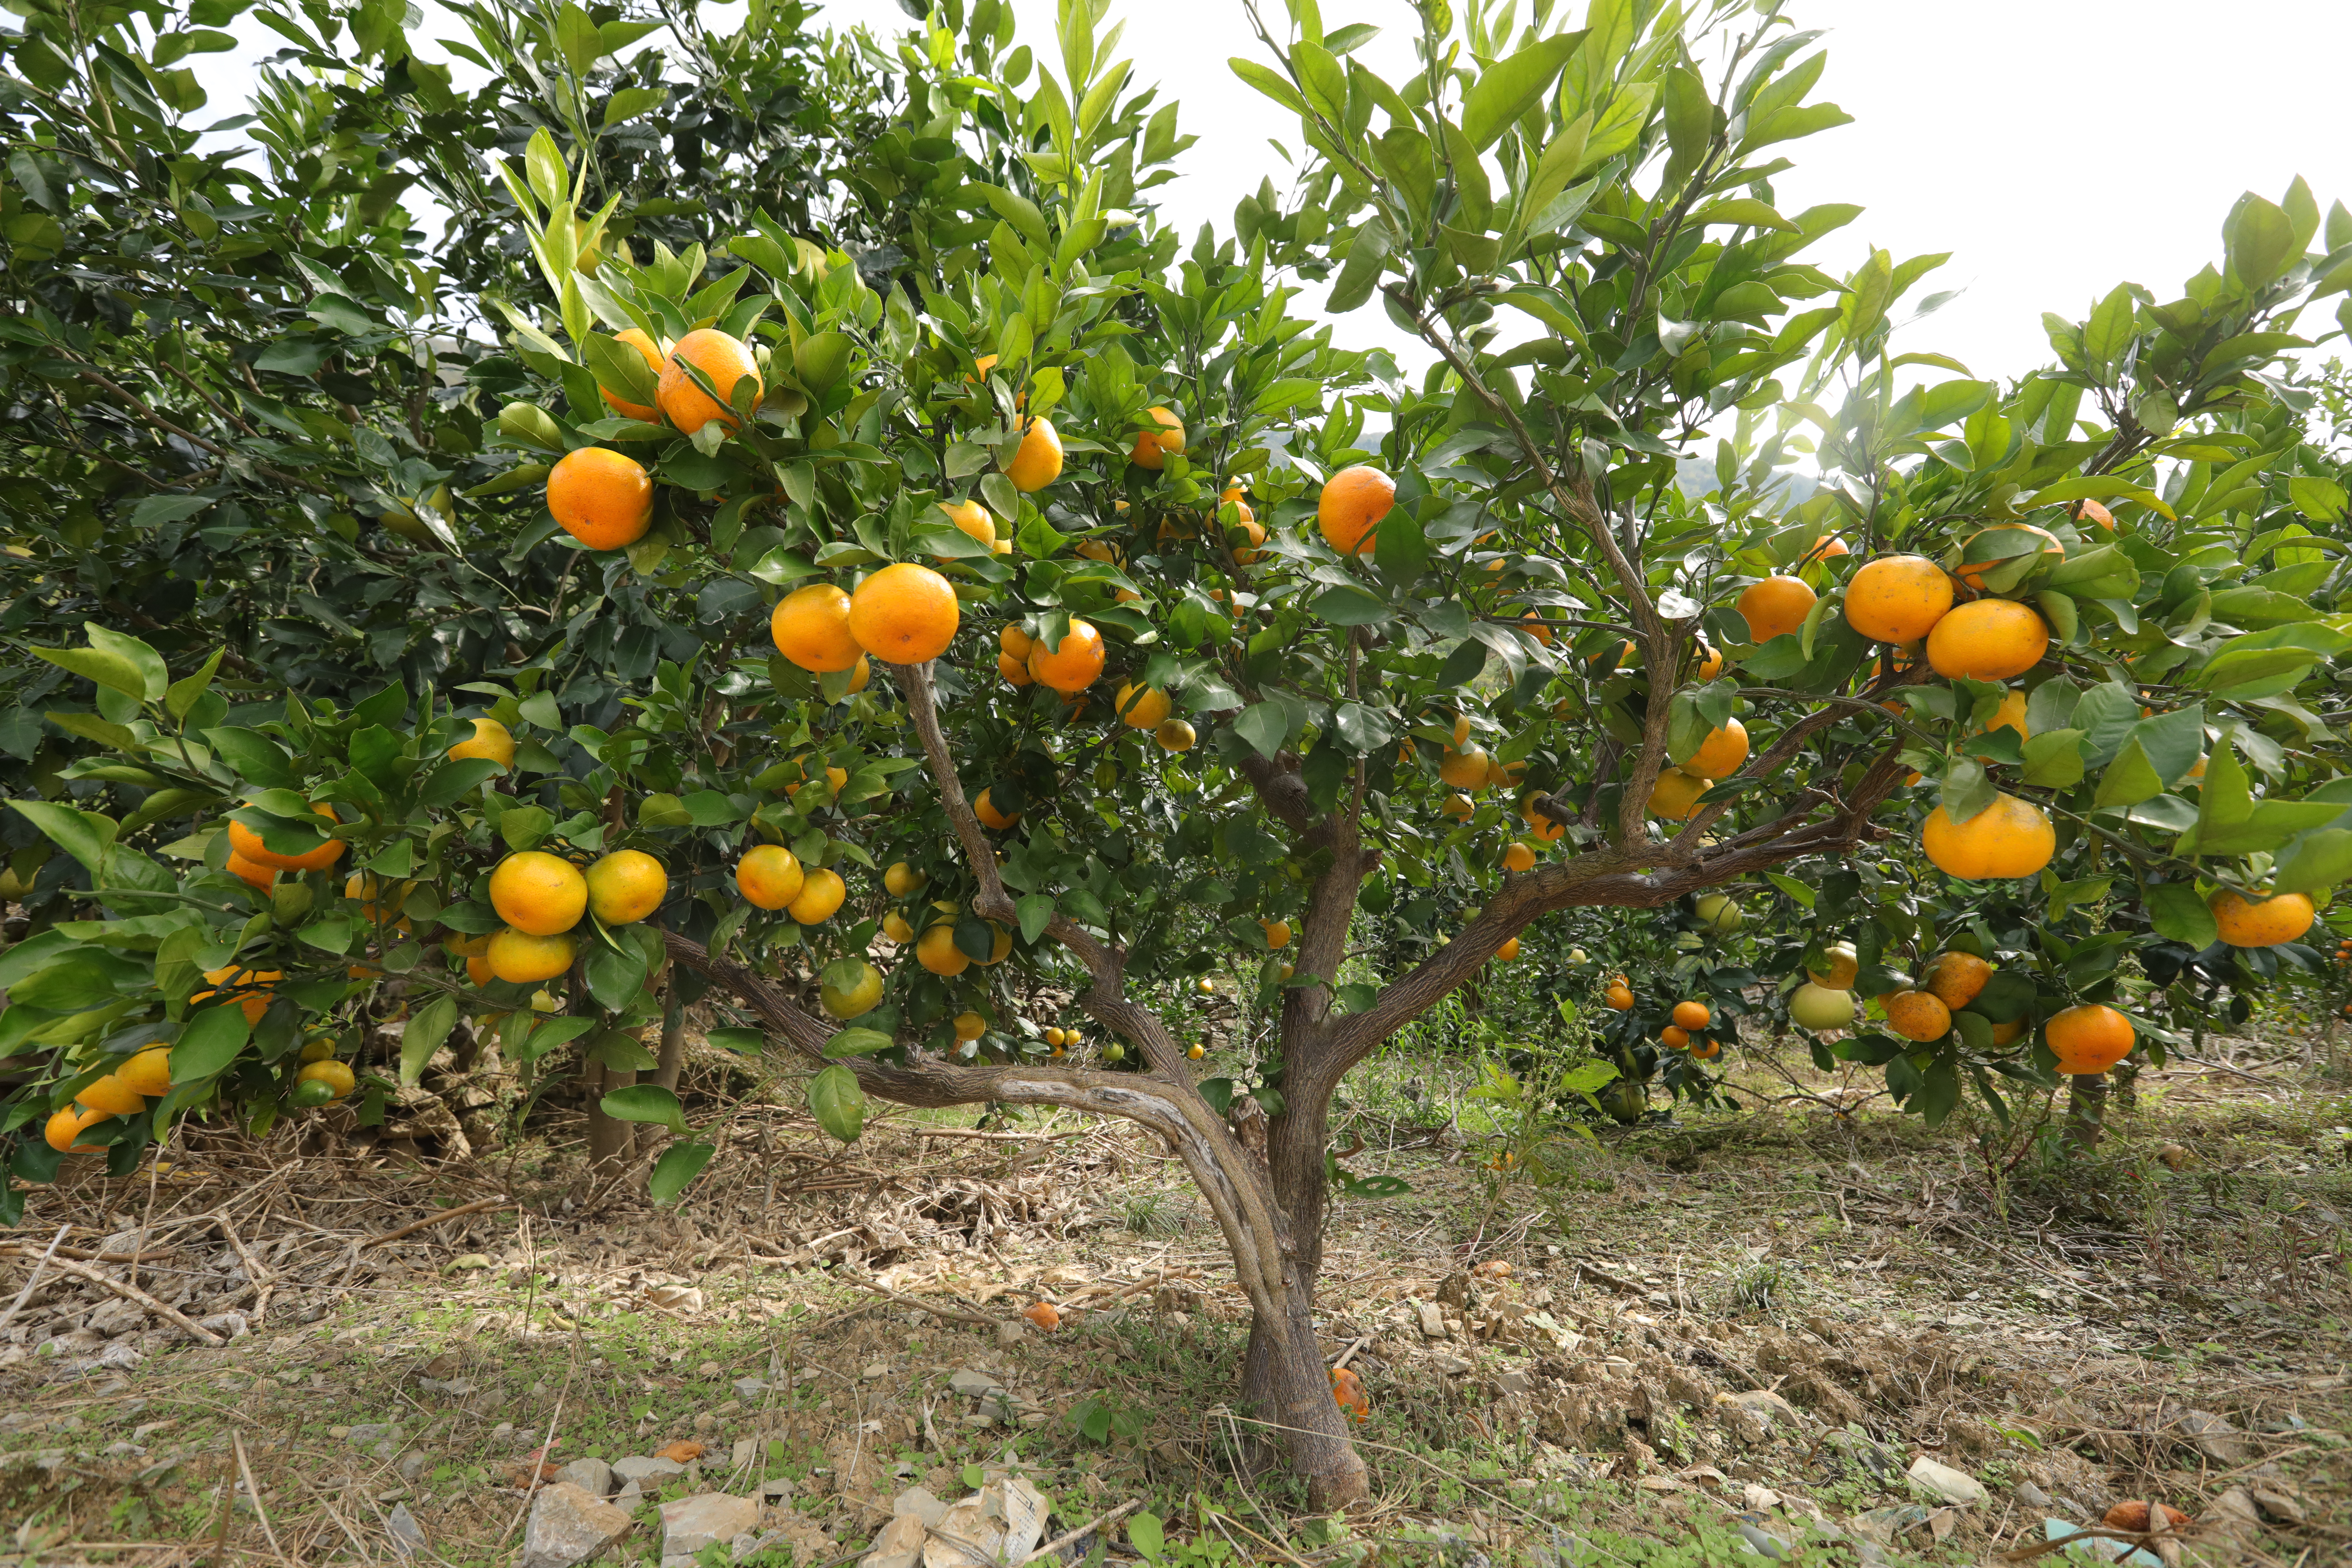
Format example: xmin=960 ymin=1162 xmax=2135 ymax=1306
xmin=188 ymin=0 xmax=2352 ymax=384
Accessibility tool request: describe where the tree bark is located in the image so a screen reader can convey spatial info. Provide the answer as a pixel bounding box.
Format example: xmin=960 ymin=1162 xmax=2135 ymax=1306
xmin=2064 ymin=1071 xmax=2108 ymax=1150
xmin=583 ymin=1056 xmax=635 ymax=1174
xmin=638 ymin=987 xmax=687 ymax=1159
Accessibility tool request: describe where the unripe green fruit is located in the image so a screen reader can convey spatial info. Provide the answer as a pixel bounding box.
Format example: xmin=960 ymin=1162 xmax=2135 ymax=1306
xmin=1789 ymin=982 xmax=1857 ymax=1032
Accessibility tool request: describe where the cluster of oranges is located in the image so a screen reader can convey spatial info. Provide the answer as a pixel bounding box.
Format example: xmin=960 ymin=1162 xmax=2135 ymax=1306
xmin=45 ymin=1032 xmax=358 ymax=1154
xmin=1656 ymin=999 xmax=1724 ymax=1060
xmin=543 ymin=327 xmax=764 ymax=552
xmin=1866 ymin=948 xmax=2137 ymax=1073
xmin=471 ymin=846 xmax=670 ymax=983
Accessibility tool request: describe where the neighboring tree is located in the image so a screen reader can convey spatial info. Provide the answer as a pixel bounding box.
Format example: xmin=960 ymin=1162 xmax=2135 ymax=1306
xmin=14 ymin=0 xmax=2352 ymax=1512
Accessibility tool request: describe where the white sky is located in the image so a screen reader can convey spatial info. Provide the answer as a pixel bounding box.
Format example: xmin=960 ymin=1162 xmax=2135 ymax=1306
xmin=186 ymin=0 xmax=2352 ymax=384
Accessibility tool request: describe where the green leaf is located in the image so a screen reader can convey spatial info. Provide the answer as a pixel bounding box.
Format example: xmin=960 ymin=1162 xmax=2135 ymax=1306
xmin=601 ymin=1083 xmax=687 ymax=1132
xmin=2092 ymin=738 xmax=2162 ymax=809
xmin=170 ymin=1005 xmax=251 ymax=1084
xmin=1233 ymin=702 xmax=1289 ymax=760
xmin=824 ymin=1027 xmax=897 ymax=1057
xmin=1016 ymin=893 xmax=1056 ymax=944
xmin=1373 ymin=504 xmax=1431 ymax=587
xmin=29 ymin=645 xmax=149 ymax=703
xmin=1326 ymin=217 xmax=1394 ymax=314
xmin=1128 ymin=1512 xmax=1165 ymax=1564
xmin=82 ymin=624 xmax=169 ymax=702
xmin=2019 ymin=729 xmax=2086 ymax=789
xmin=400 ymin=993 xmax=458 ymax=1087
xmin=10 ymin=800 xmax=117 ymax=874
xmin=163 ymin=648 xmax=226 ymax=721
xmin=1461 ymin=33 xmax=1582 ymax=152
xmin=1228 ymin=58 xmax=1311 ymax=118
xmin=2225 ymin=193 xmax=2296 ymax=287
xmin=602 ymin=85 xmax=666 ymax=127
xmin=586 ymin=942 xmax=649 ymax=1010
xmin=648 ymin=1141 xmax=716 ymax=1204
xmin=1690 ymin=197 xmax=1794 ymax=232
xmin=2144 ymin=883 xmax=2218 ymax=948
xmin=808 ymin=1063 xmax=866 ymax=1143
xmin=2276 ymin=828 xmax=2352 ymax=896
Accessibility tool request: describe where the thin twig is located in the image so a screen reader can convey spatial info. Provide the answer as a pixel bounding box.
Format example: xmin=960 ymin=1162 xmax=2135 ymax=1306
xmin=359 ymin=1198 xmax=515 ymax=1248
xmin=232 ymin=1429 xmax=296 ymax=1568
xmin=33 ymin=1253 xmax=223 ymax=1345
xmin=0 ymin=1224 xmax=71 ymax=1338
xmin=839 ymin=1273 xmax=997 ymax=1327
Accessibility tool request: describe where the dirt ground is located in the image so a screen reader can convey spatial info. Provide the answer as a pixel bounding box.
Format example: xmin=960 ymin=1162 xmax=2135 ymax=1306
xmin=1 ymin=1031 xmax=2345 ymax=1567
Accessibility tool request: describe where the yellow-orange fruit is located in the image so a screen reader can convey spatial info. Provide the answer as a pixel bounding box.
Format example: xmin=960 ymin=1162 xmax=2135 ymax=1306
xmin=547 ymin=447 xmax=654 ymax=551
xmin=1843 ymin=555 xmax=1953 ymax=643
xmin=1921 ymin=793 xmax=2055 ymax=881
xmin=1317 ymin=465 xmax=1394 ymax=555
xmin=657 ymin=327 xmax=761 ymax=436
xmin=1925 ymin=598 xmax=2049 ymax=681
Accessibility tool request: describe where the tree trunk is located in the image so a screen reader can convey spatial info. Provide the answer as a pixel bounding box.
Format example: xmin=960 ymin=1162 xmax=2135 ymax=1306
xmin=583 ymin=1056 xmax=634 ymax=1175
xmin=637 ymin=988 xmax=687 ymax=1158
xmin=2065 ymin=1070 xmax=2107 ymax=1151
xmin=1240 ymin=1253 xmax=1367 ymax=1510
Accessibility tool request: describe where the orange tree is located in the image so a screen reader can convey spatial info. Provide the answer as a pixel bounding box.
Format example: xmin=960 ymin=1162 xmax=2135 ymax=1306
xmin=14 ymin=0 xmax=2352 ymax=1510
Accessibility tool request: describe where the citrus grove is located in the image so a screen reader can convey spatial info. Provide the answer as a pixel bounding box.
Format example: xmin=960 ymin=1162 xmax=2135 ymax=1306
xmin=8 ymin=0 xmax=2352 ymax=1511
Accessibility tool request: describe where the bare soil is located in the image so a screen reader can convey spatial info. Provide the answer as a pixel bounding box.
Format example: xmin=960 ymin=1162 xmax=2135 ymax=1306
xmin=1 ymin=1032 xmax=2345 ymax=1566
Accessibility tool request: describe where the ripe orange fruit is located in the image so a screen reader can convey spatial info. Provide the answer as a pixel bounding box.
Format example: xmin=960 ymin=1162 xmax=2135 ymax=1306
xmin=547 ymin=447 xmax=654 ymax=551
xmin=772 ymin=583 xmax=863 ymax=673
xmin=1522 ymin=796 xmax=1566 ymax=842
xmin=1115 ymin=683 xmax=1171 ymax=729
xmin=2046 ymin=1003 xmax=2134 ymax=1074
xmin=998 ymin=648 xmax=1033 ymax=685
xmin=1156 ymin=718 xmax=1197 ymax=752
xmin=1438 ymin=746 xmax=1491 ymax=789
xmin=1331 ymin=1366 xmax=1370 ymax=1423
xmin=1884 ymin=989 xmax=1952 ymax=1041
xmin=1801 ymin=534 xmax=1849 ymax=564
xmin=1647 ymin=769 xmax=1709 ymax=820
xmin=953 ymin=1010 xmax=987 ymax=1042
xmin=736 ymin=845 xmax=805 ymax=910
xmin=194 ymin=965 xmax=281 ymax=1024
xmin=1603 ymin=984 xmax=1634 ymax=1010
xmin=1843 ymin=555 xmax=1954 ymax=643
xmin=1496 ymin=936 xmax=1520 ymax=961
xmin=117 ymin=1048 xmax=173 ymax=1098
xmin=1262 ymin=918 xmax=1292 ymax=949
xmin=296 ymin=1058 xmax=356 ymax=1100
xmin=1682 ymin=720 xmax=1749 ymax=780
xmin=600 ymin=327 xmax=666 ymax=421
xmin=46 ymin=1105 xmax=105 ymax=1154
xmin=1005 ymin=416 xmax=1063 ymax=490
xmin=1129 ymin=405 xmax=1185 ymax=469
xmin=1689 ymin=1038 xmax=1721 ymax=1060
xmin=1694 ymin=641 xmax=1723 ymax=680
xmin=1989 ymin=1016 xmax=2029 ymax=1046
xmin=1660 ymin=1024 xmax=1690 ymax=1049
xmin=467 ymin=954 xmax=493 ymax=985
xmin=1737 ymin=576 xmax=1815 ymax=643
xmin=586 ymin=849 xmax=667 ymax=926
xmin=849 ymin=562 xmax=960 ymax=664
xmin=916 ymin=923 xmax=970 ymax=976
xmin=1022 ymin=1301 xmax=1061 ymax=1331
xmin=1318 ymin=465 xmax=1395 ymax=555
xmin=1671 ymin=1000 xmax=1710 ymax=1030
xmin=1923 ymin=951 xmax=1992 ymax=1009
xmin=1921 ymin=793 xmax=2054 ymax=880
xmin=1027 ymin=619 xmax=1105 ymax=692
xmin=937 ymin=499 xmax=995 ymax=554
xmin=1520 ymin=612 xmax=1555 ymax=647
xmin=76 ymin=1074 xmax=145 ymax=1117
xmin=1978 ymin=688 xmax=2029 ymax=745
xmin=1441 ymin=792 xmax=1475 ymax=820
xmin=658 ymin=327 xmax=761 ymax=436
xmin=449 ymin=718 xmax=517 ymax=771
xmin=974 ymin=789 xmax=1020 ymax=830
xmin=226 ymin=804 xmax=344 ymax=873
xmin=2210 ymin=889 xmax=2315 ymax=947
xmin=490 ymin=851 xmax=588 ymax=936
xmin=224 ymin=850 xmax=275 ymax=892
xmin=1503 ymin=841 xmax=1536 ymax=873
xmin=1955 ymin=523 xmax=2063 ymax=590
xmin=1925 ymin=598 xmax=2049 ymax=680
xmin=786 ymin=867 xmax=846 ymax=924
xmin=488 ymin=927 xmax=574 ymax=983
